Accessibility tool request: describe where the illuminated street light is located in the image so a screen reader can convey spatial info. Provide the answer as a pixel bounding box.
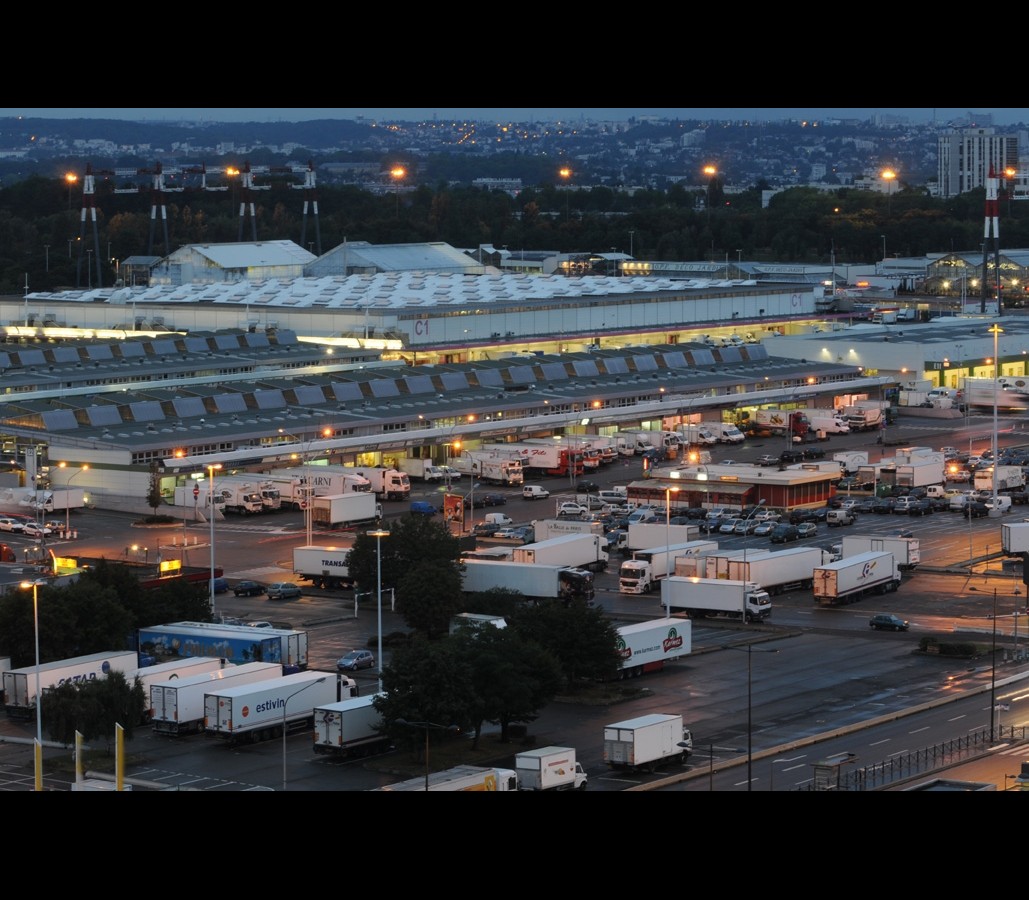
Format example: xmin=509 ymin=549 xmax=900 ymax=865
xmin=391 ymin=165 xmax=406 ymax=216
xmin=881 ymin=168 xmax=897 ymax=215
xmin=57 ymin=462 xmax=88 ymax=538
xmin=368 ymin=527 xmax=390 ymax=694
xmin=206 ymin=462 xmax=223 ymax=619
xmin=19 ymin=578 xmax=47 ymax=791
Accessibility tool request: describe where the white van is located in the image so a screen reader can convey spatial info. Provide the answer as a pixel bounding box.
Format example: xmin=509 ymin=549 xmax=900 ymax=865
xmin=626 ymin=507 xmax=657 ymax=524
xmin=985 ymin=496 xmax=1012 ymax=513
xmin=949 ymin=492 xmax=973 ymax=511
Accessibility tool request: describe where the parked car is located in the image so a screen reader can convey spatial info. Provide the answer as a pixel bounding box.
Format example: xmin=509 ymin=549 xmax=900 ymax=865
xmin=963 ymin=501 xmax=990 ymax=519
xmin=522 ymin=485 xmax=550 ymax=501
xmin=574 ymin=481 xmax=601 ymax=494
xmin=337 ymin=649 xmax=375 ymax=671
xmin=796 ymin=522 xmax=818 ymax=538
xmin=752 ymin=521 xmax=776 ymax=537
xmin=0 ymin=517 xmax=24 ymax=533
xmin=906 ymin=499 xmax=934 ymax=517
xmin=869 ymin=614 xmax=910 ymax=632
xmin=887 ymin=527 xmax=915 ymax=538
xmin=409 ymin=500 xmax=437 ymax=517
xmin=21 ymin=522 xmax=52 ymax=538
xmin=232 ymin=580 xmax=266 ymax=597
xmin=557 ymin=502 xmax=588 ymax=518
xmin=770 ymin=523 xmax=800 ymax=543
xmin=779 ymin=450 xmax=804 ymax=463
xmin=265 ymin=582 xmax=303 ymax=600
xmin=734 ymin=518 xmax=760 ymax=535
xmin=802 ymin=447 xmax=826 ymax=460
xmin=757 ymin=454 xmax=781 ymax=467
xmin=479 ymin=492 xmax=507 ymax=507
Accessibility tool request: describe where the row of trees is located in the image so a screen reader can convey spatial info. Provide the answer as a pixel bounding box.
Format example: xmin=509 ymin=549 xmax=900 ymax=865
xmin=2 ymin=172 xmax=1027 ymax=297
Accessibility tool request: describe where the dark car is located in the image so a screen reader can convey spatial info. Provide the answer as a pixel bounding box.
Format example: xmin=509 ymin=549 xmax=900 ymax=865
xmin=770 ymin=523 xmax=800 ymax=543
xmin=906 ymin=499 xmax=934 ymax=517
xmin=232 ymin=580 xmax=266 ymax=597
xmin=802 ymin=447 xmax=825 ymax=460
xmin=872 ymin=498 xmax=896 ymax=514
xmin=574 ymin=481 xmax=601 ymax=494
xmin=779 ymin=449 xmax=804 ymax=463
xmin=869 ymin=614 xmax=910 ymax=632
xmin=789 ymin=508 xmax=818 ymax=525
xmin=480 ymin=492 xmax=507 ymax=507
xmin=964 ymin=501 xmax=990 ymax=519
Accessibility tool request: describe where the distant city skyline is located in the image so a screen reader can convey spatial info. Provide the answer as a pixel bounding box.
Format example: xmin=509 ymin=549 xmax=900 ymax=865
xmin=0 ymin=107 xmax=1025 ymax=125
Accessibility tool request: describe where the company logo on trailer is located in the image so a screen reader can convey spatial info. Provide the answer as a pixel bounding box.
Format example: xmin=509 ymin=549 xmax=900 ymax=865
xmin=860 ymin=560 xmax=877 ymax=580
xmin=615 ymin=637 xmax=632 ymax=661
xmin=662 ymin=628 xmax=684 ymax=653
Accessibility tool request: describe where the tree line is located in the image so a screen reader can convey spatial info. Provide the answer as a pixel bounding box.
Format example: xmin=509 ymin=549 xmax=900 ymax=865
xmin=1 ymin=173 xmax=1025 ymax=297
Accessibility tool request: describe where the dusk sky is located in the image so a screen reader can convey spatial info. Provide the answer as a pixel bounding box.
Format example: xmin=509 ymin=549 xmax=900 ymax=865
xmin=0 ymin=107 xmax=1025 ymax=125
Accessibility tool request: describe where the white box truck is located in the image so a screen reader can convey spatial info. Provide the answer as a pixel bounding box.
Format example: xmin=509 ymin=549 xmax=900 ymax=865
xmin=722 ymin=546 xmax=827 ymax=594
xmin=703 ymin=421 xmax=746 ymax=444
xmin=680 ymin=423 xmax=718 ymax=445
xmin=150 ymin=661 xmax=282 ymax=735
xmin=840 ymin=535 xmax=920 ymax=571
xmin=311 ymin=493 xmax=381 ymax=529
xmin=618 ymin=540 xmax=718 ymax=594
xmin=293 ymin=544 xmax=354 ymax=589
xmin=513 ymin=533 xmax=608 ymax=573
xmin=204 ymin=670 xmax=352 ymax=745
xmin=531 ymin=518 xmax=606 ymax=543
xmin=312 ymin=694 xmax=391 ymax=758
xmin=127 ymin=657 xmax=228 ymax=723
xmin=460 ymin=559 xmax=595 ymax=605
xmin=833 ymin=450 xmax=869 ymax=475
xmin=217 ymin=481 xmax=265 ymax=515
xmin=812 ymin=550 xmax=901 ymax=606
xmin=674 ymin=547 xmax=768 ymax=578
xmin=1002 ymin=522 xmax=1029 ymax=554
xmin=515 ymin=746 xmax=588 ymax=790
xmin=615 ymin=617 xmax=692 ymax=678
xmin=795 ymin=409 xmax=850 ymax=434
xmin=603 ymin=713 xmax=693 ymax=773
xmin=3 ymin=649 xmax=139 ymax=719
xmin=397 ymin=458 xmax=446 ymax=482
xmin=661 ymin=576 xmax=772 ymax=622
xmin=377 ymin=764 xmax=519 ymax=791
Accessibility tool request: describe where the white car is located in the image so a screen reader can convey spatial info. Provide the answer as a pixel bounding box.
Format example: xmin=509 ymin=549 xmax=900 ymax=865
xmin=21 ymin=522 xmax=52 ymax=538
xmin=556 ymin=502 xmax=587 ymax=518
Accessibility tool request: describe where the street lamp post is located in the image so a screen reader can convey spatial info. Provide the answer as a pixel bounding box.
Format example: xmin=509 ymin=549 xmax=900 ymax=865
xmin=882 ymin=168 xmax=897 ymax=216
xmin=664 ymin=481 xmax=680 ymax=616
xmin=58 ymin=462 xmax=89 ymax=538
xmin=281 ymin=676 xmax=326 ymax=791
xmin=988 ymin=324 xmax=1003 ymax=517
xmin=368 ymin=527 xmax=390 ymax=693
xmin=390 ymin=166 xmax=406 ymax=217
xmin=395 ymin=719 xmax=461 ymax=791
xmin=969 ymin=586 xmax=998 ymax=741
xmin=206 ymin=462 xmax=223 ymax=619
xmin=19 ymin=579 xmax=46 ymax=791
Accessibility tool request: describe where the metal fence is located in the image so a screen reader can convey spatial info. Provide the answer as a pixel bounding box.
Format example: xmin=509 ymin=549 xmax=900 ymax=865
xmin=799 ymin=725 xmax=1029 ymax=791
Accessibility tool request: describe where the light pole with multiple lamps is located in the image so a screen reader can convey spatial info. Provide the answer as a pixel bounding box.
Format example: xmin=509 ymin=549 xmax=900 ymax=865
xmin=281 ymin=676 xmax=326 ymax=791
xmin=969 ymin=585 xmax=998 ymax=741
xmin=205 ymin=462 xmax=223 ymax=619
xmin=19 ymin=578 xmax=46 ymax=791
xmin=368 ymin=527 xmax=390 ymax=694
xmin=57 ymin=461 xmax=88 ymax=537
xmin=395 ymin=719 xmax=461 ymax=790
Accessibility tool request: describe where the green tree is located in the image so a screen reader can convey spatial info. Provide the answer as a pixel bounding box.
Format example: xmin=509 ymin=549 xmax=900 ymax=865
xmin=395 ymin=558 xmax=463 ymax=639
xmin=509 ymin=602 xmax=621 ymax=686
xmin=42 ymin=671 xmax=146 ymax=748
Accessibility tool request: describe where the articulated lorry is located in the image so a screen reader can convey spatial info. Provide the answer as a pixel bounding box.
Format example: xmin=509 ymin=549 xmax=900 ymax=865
xmin=293 ymin=544 xmax=354 ymax=589
xmin=603 ymin=713 xmax=693 ymax=773
xmin=515 ymin=746 xmax=588 ymax=791
xmin=204 ymin=670 xmax=355 ymax=745
xmin=311 ymin=492 xmax=382 ymax=529
xmin=377 ymin=764 xmax=520 ymax=791
xmin=4 ymin=649 xmax=140 ymax=719
xmin=615 ymin=618 xmax=692 ymax=679
xmin=449 ymin=451 xmax=524 ymax=485
xmin=264 ymin=467 xmax=371 ymax=510
xmin=792 ymin=409 xmax=850 ymax=434
xmin=961 ymin=377 xmax=1029 ymax=409
xmin=530 ymin=518 xmax=606 ymax=544
xmin=719 ymin=546 xmax=827 ymax=594
xmin=661 ymin=576 xmax=772 ymax=622
xmin=812 ymin=550 xmax=901 ymax=606
xmin=840 ymin=535 xmax=919 ymax=571
xmin=138 ymin=621 xmax=309 ymax=671
xmin=744 ymin=409 xmax=810 ymax=439
xmin=312 ymin=694 xmax=391 ymax=758
xmin=216 ymin=475 xmax=281 ymax=511
xmin=513 ymin=533 xmax=608 ymax=573
xmin=150 ymin=661 xmax=282 ymax=735
xmin=348 ymin=467 xmax=410 ymax=501
xmin=460 ymin=559 xmax=595 ymax=605
xmin=480 ymin=442 xmax=583 ymax=478
xmin=126 ymin=657 xmax=229 ymax=723
xmin=618 ymin=540 xmax=718 ymax=594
